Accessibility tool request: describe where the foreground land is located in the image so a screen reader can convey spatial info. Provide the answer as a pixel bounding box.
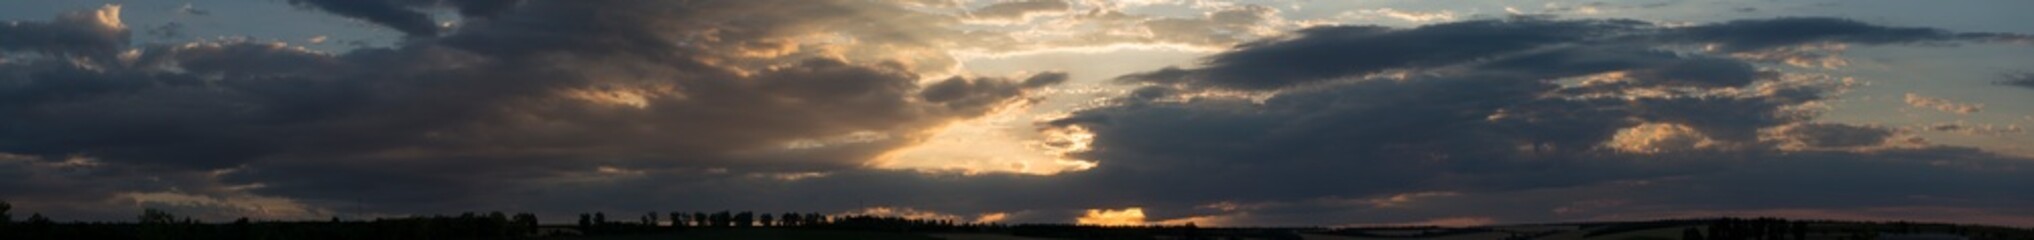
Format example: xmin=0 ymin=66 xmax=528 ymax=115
xmin=560 ymin=220 xmax=2029 ymax=240
xmin=559 ymin=219 xmax=2033 ymax=240
xmin=3 ymin=212 xmax=2029 ymax=240
xmin=567 ymin=228 xmax=944 ymax=240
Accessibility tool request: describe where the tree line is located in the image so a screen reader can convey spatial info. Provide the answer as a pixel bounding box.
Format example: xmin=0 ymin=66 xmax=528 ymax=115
xmin=569 ymin=210 xmax=1011 ymax=235
xmin=2 ymin=201 xmax=543 ymax=240
xmin=10 ymin=200 xmax=2034 ymax=240
xmin=0 ymin=200 xmax=1010 ymax=239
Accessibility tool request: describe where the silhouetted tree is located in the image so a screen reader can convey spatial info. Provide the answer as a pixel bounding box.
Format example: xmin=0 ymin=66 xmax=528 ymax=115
xmin=229 ymin=217 xmax=251 ymax=240
xmin=760 ymin=213 xmax=775 ymax=227
xmin=0 ymin=200 xmax=11 ymax=225
xmin=1709 ymin=219 xmax=1733 ymax=240
xmin=578 ymin=213 xmax=592 ymax=232
xmin=679 ymin=212 xmax=695 ymax=227
xmin=643 ymin=211 xmax=658 ymax=226
xmin=593 ymin=212 xmax=607 ymax=225
xmin=712 ymin=211 xmax=733 ymax=227
xmin=138 ymin=208 xmax=183 ymax=240
xmin=23 ymin=213 xmax=51 ymax=238
xmin=140 ymin=208 xmax=176 ymax=224
xmin=693 ymin=212 xmax=709 ymax=227
xmin=1792 ymin=222 xmax=1807 ymax=240
xmin=0 ymin=202 xmax=8 ymax=239
xmin=1774 ymin=218 xmax=1789 ymax=240
xmin=780 ymin=212 xmax=799 ymax=226
xmin=514 ymin=213 xmax=539 ymax=236
xmin=0 ymin=207 xmax=532 ymax=239
xmin=735 ymin=211 xmax=754 ymax=227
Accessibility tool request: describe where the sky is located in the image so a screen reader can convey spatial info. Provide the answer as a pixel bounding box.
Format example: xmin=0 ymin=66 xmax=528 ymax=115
xmin=2 ymin=0 xmax=2033 ymax=227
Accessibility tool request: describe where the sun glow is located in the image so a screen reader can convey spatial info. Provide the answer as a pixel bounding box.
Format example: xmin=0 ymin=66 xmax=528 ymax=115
xmin=1076 ymin=208 xmax=1148 ymax=226
xmin=974 ymin=212 xmax=1010 ymax=223
xmin=838 ymin=207 xmax=1010 ymax=223
xmin=873 ymin=101 xmax=1097 ymax=175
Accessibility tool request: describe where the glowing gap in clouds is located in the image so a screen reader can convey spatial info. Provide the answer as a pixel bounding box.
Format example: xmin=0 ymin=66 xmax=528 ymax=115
xmin=836 ymin=206 xmax=1009 ymax=223
xmin=1076 ymin=207 xmax=1147 ymax=226
xmin=1070 ymin=206 xmax=1231 ymax=226
xmin=873 ymin=101 xmax=1097 ymax=175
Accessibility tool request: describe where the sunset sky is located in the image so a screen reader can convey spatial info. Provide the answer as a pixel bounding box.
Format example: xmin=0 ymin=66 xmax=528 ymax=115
xmin=3 ymin=0 xmax=2033 ymax=227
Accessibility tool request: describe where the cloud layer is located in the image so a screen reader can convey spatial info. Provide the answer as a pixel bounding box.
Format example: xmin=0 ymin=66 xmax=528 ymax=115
xmin=1059 ymin=16 xmax=2034 ymax=225
xmin=2 ymin=1 xmax=2032 ymax=227
xmin=1 ymin=1 xmax=1051 ymax=219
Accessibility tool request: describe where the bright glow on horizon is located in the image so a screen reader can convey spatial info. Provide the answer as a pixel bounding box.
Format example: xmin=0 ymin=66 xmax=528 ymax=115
xmin=1076 ymin=207 xmax=1147 ymax=226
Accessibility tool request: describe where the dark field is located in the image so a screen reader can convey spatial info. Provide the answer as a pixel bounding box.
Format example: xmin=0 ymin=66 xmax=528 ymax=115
xmin=3 ymin=209 xmax=2030 ymax=240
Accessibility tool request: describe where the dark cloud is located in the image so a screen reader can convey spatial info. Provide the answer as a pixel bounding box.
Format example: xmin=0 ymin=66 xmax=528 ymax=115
xmin=0 ymin=5 xmax=128 ymax=58
xmin=286 ymin=0 xmax=525 ymax=36
xmin=1201 ymin=146 xmax=2034 ymax=226
xmin=4 ymin=2 xmax=2034 ymax=227
xmin=440 ymin=0 xmax=523 ymax=17
xmin=1054 ymin=16 xmax=2034 ymax=225
xmin=0 ymin=1 xmax=1038 ymax=220
xmin=288 ymin=0 xmax=443 ymax=36
xmin=921 ymin=76 xmax=1024 ymax=113
xmin=1119 ymin=18 xmax=1651 ymax=90
xmin=1919 ymin=122 xmax=2025 ymax=136
xmin=1021 ymin=71 xmax=1069 ymax=88
xmin=1620 ymin=56 xmax=1766 ymax=88
xmin=1121 ymin=17 xmax=2023 ymax=91
xmin=2002 ymin=72 xmax=2034 ymax=89
xmin=1773 ymin=123 xmax=1898 ymax=149
xmin=1663 ymin=17 xmax=2031 ymax=52
xmin=1479 ymin=45 xmax=1772 ymax=88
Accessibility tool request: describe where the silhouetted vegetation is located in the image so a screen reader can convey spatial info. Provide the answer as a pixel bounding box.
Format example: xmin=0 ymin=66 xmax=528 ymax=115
xmin=1309 ymin=217 xmax=2034 ymax=240
xmin=1320 ymin=225 xmax=1498 ymax=238
xmin=4 ymin=199 xmax=2034 ymax=240
xmin=0 ymin=200 xmax=543 ymax=240
xmin=1012 ymin=223 xmax=1312 ymax=240
xmin=565 ymin=211 xmax=1012 ymax=237
xmin=1583 ymin=219 xmax=1710 ymax=237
